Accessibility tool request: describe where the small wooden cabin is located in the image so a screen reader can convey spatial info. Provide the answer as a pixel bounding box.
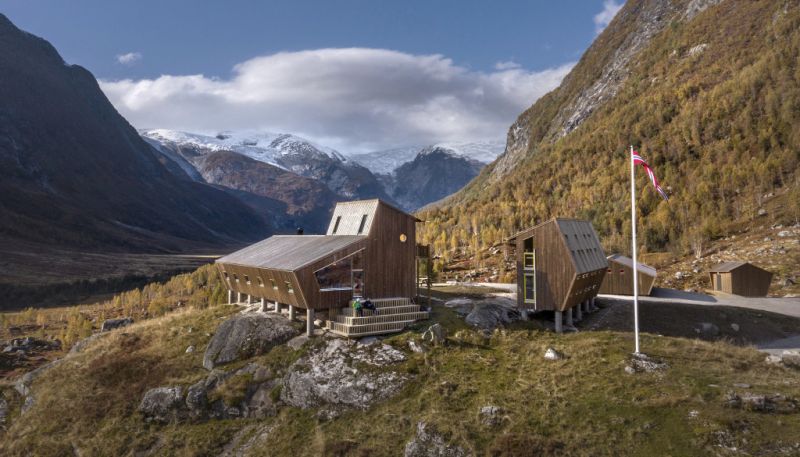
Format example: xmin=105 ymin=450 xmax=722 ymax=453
xmin=216 ymin=199 xmax=429 ymax=337
xmin=708 ymin=262 xmax=772 ymax=297
xmin=507 ymin=218 xmax=607 ymax=332
xmin=599 ymin=254 xmax=657 ymax=296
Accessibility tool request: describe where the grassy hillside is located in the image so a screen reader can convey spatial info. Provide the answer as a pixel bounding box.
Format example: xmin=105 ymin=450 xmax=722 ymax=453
xmin=2 ymin=301 xmax=799 ymax=456
xmin=418 ymin=0 xmax=800 ymax=268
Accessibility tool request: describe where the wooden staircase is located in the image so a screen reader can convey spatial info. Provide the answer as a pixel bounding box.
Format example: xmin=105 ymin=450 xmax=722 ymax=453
xmin=325 ymin=297 xmax=428 ymax=337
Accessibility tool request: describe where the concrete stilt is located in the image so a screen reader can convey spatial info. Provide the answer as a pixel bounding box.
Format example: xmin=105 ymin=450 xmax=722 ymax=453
xmin=236 ymin=292 xmax=241 ymax=304
xmin=566 ymin=308 xmax=574 ymax=327
xmin=575 ymin=303 xmax=583 ymax=321
xmin=227 ymin=290 xmax=232 ymax=305
xmin=246 ymin=294 xmax=252 ymax=305
xmin=591 ymin=297 xmax=598 ymax=311
xmin=306 ymin=308 xmax=315 ymax=336
xmin=554 ymin=310 xmax=563 ymax=334
xmin=260 ymin=298 xmax=266 ymax=312
xmin=288 ymin=305 xmax=296 ymax=321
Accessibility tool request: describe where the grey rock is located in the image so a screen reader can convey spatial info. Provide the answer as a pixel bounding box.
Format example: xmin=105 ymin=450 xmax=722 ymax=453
xmin=698 ymin=322 xmax=719 ymax=337
xmin=626 ymin=353 xmax=668 ymax=373
xmin=778 ymin=230 xmax=792 ymax=237
xmin=544 ymin=347 xmax=565 ymax=361
xmin=404 ymin=421 xmax=466 ymax=457
xmin=730 ymin=323 xmax=740 ymax=332
xmin=68 ymin=332 xmax=110 ymax=355
xmin=422 ymin=323 xmax=447 ymax=346
xmin=758 ymin=208 xmax=767 ymax=216
xmin=358 ymin=336 xmax=380 ymax=347
xmin=139 ymin=386 xmax=184 ymax=423
xmin=100 ymin=317 xmax=133 ymax=332
xmin=21 ymin=395 xmax=35 ymax=414
xmin=765 ymin=354 xmax=783 ymax=365
xmin=0 ymin=397 xmax=7 ymax=423
xmin=15 ymin=358 xmax=65 ymax=396
xmin=203 ymin=313 xmax=299 ymax=370
xmin=733 ymin=383 xmax=751 ymax=389
xmin=782 ymin=350 xmax=800 ymax=369
xmin=281 ymin=339 xmax=406 ymax=410
xmin=479 ymin=405 xmax=503 ymax=426
xmin=408 ymin=340 xmax=427 ymax=353
xmin=185 ymin=345 xmax=195 ymax=353
xmin=464 ymin=297 xmax=520 ymax=331
xmin=674 ymin=271 xmax=685 ymax=280
xmin=286 ymin=335 xmax=310 ymax=351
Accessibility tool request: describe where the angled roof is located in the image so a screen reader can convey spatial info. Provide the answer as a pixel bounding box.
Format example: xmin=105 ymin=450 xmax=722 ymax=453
xmin=326 ymin=199 xmax=421 ymax=236
xmin=709 ymin=261 xmax=750 ymax=273
xmin=556 ymin=219 xmax=607 ymax=274
xmin=607 ymin=254 xmax=657 ymax=277
xmin=217 ymin=235 xmax=366 ymax=271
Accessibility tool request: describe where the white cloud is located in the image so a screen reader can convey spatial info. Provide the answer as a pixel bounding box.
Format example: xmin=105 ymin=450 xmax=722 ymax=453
xmin=116 ymin=51 xmax=142 ymax=65
xmin=593 ymin=0 xmax=624 ymax=34
xmin=100 ymin=48 xmax=573 ymax=152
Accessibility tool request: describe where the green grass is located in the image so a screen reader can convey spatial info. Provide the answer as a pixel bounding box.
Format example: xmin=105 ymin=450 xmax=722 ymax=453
xmin=2 ymin=303 xmax=799 ymax=456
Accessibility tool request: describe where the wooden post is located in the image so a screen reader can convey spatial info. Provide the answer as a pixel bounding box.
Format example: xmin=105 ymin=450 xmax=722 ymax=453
xmin=555 ymin=311 xmax=563 ymax=334
xmin=566 ymin=308 xmax=574 ymax=327
xmin=427 ymin=258 xmax=433 ymax=308
xmin=289 ymin=305 xmax=296 ymax=321
xmin=306 ymin=308 xmax=315 ymax=337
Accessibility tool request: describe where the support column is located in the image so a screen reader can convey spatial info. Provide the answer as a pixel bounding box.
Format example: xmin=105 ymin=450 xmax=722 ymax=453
xmin=591 ymin=297 xmax=598 ymax=311
xmin=554 ymin=310 xmax=563 ymax=334
xmin=575 ymin=303 xmax=583 ymax=321
xmin=260 ymin=298 xmax=266 ymax=312
xmin=227 ymin=290 xmax=232 ymax=305
xmin=566 ymin=308 xmax=574 ymax=327
xmin=246 ymin=294 xmax=252 ymax=305
xmin=306 ymin=308 xmax=315 ymax=337
xmin=236 ymin=292 xmax=242 ymax=304
xmin=274 ymin=301 xmax=280 ymax=313
xmin=288 ymin=305 xmax=296 ymax=321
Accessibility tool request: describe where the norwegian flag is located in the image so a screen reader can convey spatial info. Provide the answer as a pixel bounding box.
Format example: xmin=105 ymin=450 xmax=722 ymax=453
xmin=632 ymin=150 xmax=669 ymax=200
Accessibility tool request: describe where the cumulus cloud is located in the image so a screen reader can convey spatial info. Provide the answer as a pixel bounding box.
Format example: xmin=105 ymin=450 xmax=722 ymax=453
xmin=116 ymin=52 xmax=142 ymax=65
xmin=101 ymin=48 xmax=573 ymax=152
xmin=593 ymin=0 xmax=624 ymax=34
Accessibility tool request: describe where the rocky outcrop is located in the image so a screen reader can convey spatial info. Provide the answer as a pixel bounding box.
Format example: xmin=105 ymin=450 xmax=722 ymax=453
xmin=281 ymin=339 xmax=407 ymax=411
xmin=100 ymin=317 xmax=133 ymax=332
xmin=446 ymin=297 xmax=521 ymax=331
xmin=404 ymin=422 xmax=467 ymax=457
xmin=139 ymin=386 xmax=185 ymax=423
xmin=203 ymin=313 xmax=298 ymax=370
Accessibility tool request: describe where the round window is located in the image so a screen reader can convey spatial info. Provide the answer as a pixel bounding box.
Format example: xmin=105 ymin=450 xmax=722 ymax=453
xmin=399 ymin=233 xmax=408 ymax=243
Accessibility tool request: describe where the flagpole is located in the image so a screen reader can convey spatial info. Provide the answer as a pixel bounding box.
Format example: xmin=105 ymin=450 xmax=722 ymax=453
xmin=630 ymin=144 xmax=641 ymax=354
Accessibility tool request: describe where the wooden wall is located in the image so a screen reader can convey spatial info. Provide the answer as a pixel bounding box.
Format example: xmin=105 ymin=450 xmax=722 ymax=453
xmin=295 ymin=238 xmax=369 ymax=310
xmin=710 ymin=264 xmax=773 ymax=297
xmin=216 ymin=263 xmax=305 ymax=308
xmin=363 ymin=202 xmax=417 ymax=300
xmin=515 ymin=219 xmax=606 ymax=312
xmin=599 ymin=259 xmax=656 ymax=295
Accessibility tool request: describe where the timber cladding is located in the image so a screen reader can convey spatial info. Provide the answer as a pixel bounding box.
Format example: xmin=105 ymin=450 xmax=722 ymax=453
xmin=708 ymin=262 xmax=773 ymax=297
xmin=598 ymin=254 xmax=657 ymax=296
xmin=511 ymin=218 xmax=607 ymax=312
xmin=216 ymin=199 xmax=419 ymax=311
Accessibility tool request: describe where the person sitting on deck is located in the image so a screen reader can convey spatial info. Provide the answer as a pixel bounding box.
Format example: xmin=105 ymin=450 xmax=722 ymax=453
xmin=351 ymin=297 xmax=363 ymax=317
xmin=362 ymin=298 xmax=377 ymax=314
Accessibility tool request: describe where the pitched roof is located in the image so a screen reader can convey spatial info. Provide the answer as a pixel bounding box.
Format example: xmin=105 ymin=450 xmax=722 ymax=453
xmin=216 ymin=235 xmax=366 ymax=271
xmin=607 ymin=254 xmax=657 ymax=277
xmin=709 ymin=261 xmax=749 ymax=273
xmin=326 ymin=199 xmax=421 ymax=236
xmin=556 ymin=219 xmax=608 ymax=274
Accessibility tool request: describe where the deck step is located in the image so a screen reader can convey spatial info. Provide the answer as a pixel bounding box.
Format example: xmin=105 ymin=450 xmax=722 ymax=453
xmin=337 ymin=305 xmax=421 ymax=317
xmin=326 ymin=320 xmax=414 ymax=336
xmin=334 ymin=311 xmax=429 ymax=325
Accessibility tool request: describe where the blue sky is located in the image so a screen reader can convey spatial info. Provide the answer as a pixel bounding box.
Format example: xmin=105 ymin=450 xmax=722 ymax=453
xmin=3 ymin=0 xmax=624 ymax=152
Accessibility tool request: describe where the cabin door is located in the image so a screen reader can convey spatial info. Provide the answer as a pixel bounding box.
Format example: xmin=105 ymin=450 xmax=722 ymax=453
xmin=352 ymin=270 xmax=365 ymax=297
xmin=523 ymin=247 xmax=536 ymax=305
xmin=715 ymin=273 xmax=722 ymax=291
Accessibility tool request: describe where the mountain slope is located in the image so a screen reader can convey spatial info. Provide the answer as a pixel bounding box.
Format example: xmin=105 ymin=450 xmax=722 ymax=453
xmin=350 ymin=140 xmax=504 ymax=176
xmin=0 ymin=14 xmax=268 ymax=252
xmin=143 ymin=129 xmax=394 ymax=204
xmin=419 ymin=0 xmax=800 ymax=261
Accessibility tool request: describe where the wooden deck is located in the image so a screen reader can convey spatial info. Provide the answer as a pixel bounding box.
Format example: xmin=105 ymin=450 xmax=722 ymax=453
xmin=325 ymin=297 xmax=428 ymax=337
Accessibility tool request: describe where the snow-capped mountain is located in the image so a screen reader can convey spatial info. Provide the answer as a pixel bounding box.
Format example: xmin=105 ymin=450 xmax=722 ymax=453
xmin=142 ymin=129 xmax=391 ymax=204
xmin=349 ymin=140 xmax=505 ymax=176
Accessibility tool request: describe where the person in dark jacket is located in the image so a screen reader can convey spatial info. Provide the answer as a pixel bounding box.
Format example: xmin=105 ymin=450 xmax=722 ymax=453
xmin=362 ymin=298 xmax=377 ymax=314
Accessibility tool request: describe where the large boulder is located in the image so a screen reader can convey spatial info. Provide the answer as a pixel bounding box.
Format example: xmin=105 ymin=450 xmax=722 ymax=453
xmin=404 ymin=422 xmax=467 ymax=457
xmin=203 ymin=313 xmax=299 ymax=370
xmin=100 ymin=317 xmax=133 ymax=332
xmin=139 ymin=386 xmax=184 ymax=423
xmin=281 ymin=339 xmax=406 ymax=410
xmin=464 ymin=297 xmax=520 ymax=331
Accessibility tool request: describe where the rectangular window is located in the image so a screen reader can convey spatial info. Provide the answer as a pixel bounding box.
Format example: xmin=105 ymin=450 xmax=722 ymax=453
xmin=524 ymin=273 xmax=535 ymax=304
xmin=285 ymin=281 xmax=294 ymax=294
xmin=357 ymin=214 xmax=368 ymax=234
xmin=332 ymin=216 xmax=342 ymax=234
xmin=233 ymin=274 xmax=239 ymax=282
xmin=258 ymin=277 xmax=264 ymax=287
xmin=523 ymin=251 xmax=535 ymax=270
xmin=223 ymin=271 xmax=229 ymax=281
xmin=244 ymin=275 xmax=250 ymax=285
xmin=270 ymin=278 xmax=277 ymax=290
xmin=315 ymin=257 xmax=353 ymax=291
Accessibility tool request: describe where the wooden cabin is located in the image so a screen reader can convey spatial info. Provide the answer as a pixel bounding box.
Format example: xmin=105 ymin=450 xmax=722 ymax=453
xmin=507 ymin=218 xmax=607 ymax=332
xmin=598 ymin=254 xmax=657 ymax=296
xmin=708 ymin=262 xmax=773 ymax=297
xmin=216 ymin=199 xmax=430 ymax=337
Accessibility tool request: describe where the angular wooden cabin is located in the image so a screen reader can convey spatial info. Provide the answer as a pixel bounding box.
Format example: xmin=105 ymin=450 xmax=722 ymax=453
xmin=216 ymin=199 xmax=429 ymax=337
xmin=708 ymin=262 xmax=773 ymax=297
xmin=598 ymin=254 xmax=657 ymax=296
xmin=507 ymin=218 xmax=607 ymax=332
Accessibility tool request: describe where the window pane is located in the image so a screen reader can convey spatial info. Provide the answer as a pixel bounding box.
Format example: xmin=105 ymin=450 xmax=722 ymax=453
xmin=524 ymin=274 xmax=535 ymax=302
xmin=358 ymin=214 xmax=368 ymax=234
xmin=315 ymin=257 xmax=352 ymax=291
